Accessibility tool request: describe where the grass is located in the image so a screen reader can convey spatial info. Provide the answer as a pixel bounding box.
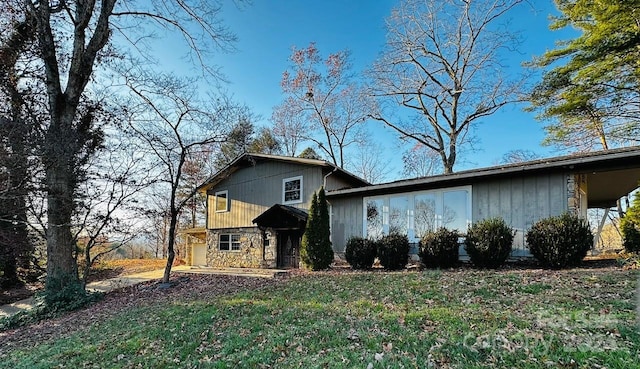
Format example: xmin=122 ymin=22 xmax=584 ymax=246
xmin=1 ymin=267 xmax=639 ymax=368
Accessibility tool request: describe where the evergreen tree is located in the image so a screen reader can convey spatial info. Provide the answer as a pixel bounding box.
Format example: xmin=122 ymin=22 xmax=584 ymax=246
xmin=621 ymin=193 xmax=640 ymax=253
xmin=300 ymin=187 xmax=333 ymax=270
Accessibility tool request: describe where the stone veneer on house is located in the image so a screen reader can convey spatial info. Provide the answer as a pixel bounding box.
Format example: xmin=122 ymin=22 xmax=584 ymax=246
xmin=206 ymin=227 xmax=278 ymax=268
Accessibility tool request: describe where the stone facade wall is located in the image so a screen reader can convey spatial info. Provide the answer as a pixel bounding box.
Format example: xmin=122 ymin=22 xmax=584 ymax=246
xmin=206 ymin=227 xmax=277 ymax=268
xmin=567 ymin=174 xmax=588 ymax=216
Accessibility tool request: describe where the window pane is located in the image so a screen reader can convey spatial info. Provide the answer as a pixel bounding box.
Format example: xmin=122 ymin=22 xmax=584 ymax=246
xmin=216 ymin=192 xmax=227 ymax=211
xmin=285 ymin=179 xmax=300 ymax=191
xmin=231 ymin=234 xmax=240 ymax=242
xmin=285 ymin=190 xmax=300 ymax=202
xmin=220 ymin=234 xmax=229 ymax=242
xmin=366 ymin=199 xmax=384 ymax=240
xmin=389 ymin=196 xmax=408 ymax=235
xmin=443 ymin=190 xmax=468 ymax=232
xmin=415 ymin=193 xmax=436 ymax=238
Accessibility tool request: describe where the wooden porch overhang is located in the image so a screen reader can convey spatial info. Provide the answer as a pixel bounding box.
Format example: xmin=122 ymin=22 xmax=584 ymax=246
xmin=252 ymin=204 xmax=308 ymax=230
xmin=181 ymin=227 xmax=207 ymax=242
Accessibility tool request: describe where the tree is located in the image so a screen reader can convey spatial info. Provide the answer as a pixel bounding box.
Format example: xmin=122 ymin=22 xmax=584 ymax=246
xmin=2 ymin=0 xmax=238 ymax=293
xmin=528 ymin=0 xmax=640 ymax=152
xmin=279 ymin=43 xmax=370 ymax=168
xmin=369 ymin=0 xmax=526 ymax=174
xmin=499 ymin=149 xmax=540 ymax=164
xmin=271 ymin=97 xmax=309 ymax=157
xmin=300 ymin=187 xmax=333 ymax=270
xmin=124 ymin=73 xmax=243 ymax=283
xmin=351 ymin=138 xmax=391 ymax=184
xmin=215 ymin=119 xmax=281 ymax=169
xmin=401 ymin=143 xmax=442 ymax=179
xmin=298 ymin=147 xmax=323 ymax=160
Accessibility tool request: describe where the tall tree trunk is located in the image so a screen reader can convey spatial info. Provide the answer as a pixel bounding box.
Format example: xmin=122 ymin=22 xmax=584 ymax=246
xmin=44 ymin=117 xmax=78 ymax=286
xmin=163 ymin=214 xmax=178 ymax=283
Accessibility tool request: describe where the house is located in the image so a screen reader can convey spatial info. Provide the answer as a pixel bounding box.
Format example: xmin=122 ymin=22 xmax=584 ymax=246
xmin=328 ymin=146 xmax=640 ymax=257
xmin=184 ymin=153 xmax=369 ymax=268
xmin=186 ymin=147 xmax=640 ymax=268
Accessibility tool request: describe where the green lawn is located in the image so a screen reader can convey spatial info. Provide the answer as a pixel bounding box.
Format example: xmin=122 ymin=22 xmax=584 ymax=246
xmin=1 ymin=267 xmax=639 ymax=368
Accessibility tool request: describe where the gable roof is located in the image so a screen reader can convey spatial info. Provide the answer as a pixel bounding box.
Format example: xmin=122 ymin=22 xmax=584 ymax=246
xmin=327 ymin=146 xmax=640 ymax=208
xmin=198 ymin=153 xmax=370 ymax=192
xmin=252 ymin=204 xmax=308 ymax=230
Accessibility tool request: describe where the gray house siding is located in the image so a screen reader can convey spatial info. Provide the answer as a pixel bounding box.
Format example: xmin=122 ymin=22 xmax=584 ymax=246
xmin=329 ymin=196 xmax=363 ymax=252
xmin=207 ymin=161 xmax=324 ymax=229
xmin=472 ymin=173 xmax=568 ymax=256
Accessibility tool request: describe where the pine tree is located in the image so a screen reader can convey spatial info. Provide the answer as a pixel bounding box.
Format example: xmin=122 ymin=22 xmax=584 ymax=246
xmin=300 ymin=187 xmax=334 ymax=270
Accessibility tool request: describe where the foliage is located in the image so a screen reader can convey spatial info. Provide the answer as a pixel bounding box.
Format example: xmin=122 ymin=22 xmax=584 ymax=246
xmin=419 ymin=227 xmax=459 ymax=268
xmin=0 ymin=276 xmax=103 ymax=331
xmin=297 ymin=147 xmax=322 ymax=160
xmin=214 ymin=119 xmax=281 ymax=170
xmin=465 ymin=218 xmax=514 ymax=268
xmin=300 ymin=188 xmax=333 ymax=270
xmin=369 ymin=0 xmax=526 ymax=174
xmin=621 ymin=219 xmax=640 ymax=254
xmin=376 ymin=233 xmax=410 ymax=270
xmin=622 ymin=193 xmax=640 ymax=253
xmin=528 ymin=0 xmax=640 ymax=151
xmin=344 ymin=237 xmax=376 ymax=270
xmin=526 ymin=213 xmax=593 ymax=268
xmin=2 ymin=269 xmax=638 ymax=368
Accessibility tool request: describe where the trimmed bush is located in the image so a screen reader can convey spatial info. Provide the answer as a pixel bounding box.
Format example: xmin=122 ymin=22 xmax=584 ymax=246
xmin=377 ymin=233 xmax=410 ymax=270
xmin=526 ymin=213 xmax=592 ymax=268
xmin=621 ymin=218 xmax=640 ymax=254
xmin=465 ymin=218 xmax=514 ymax=268
xmin=419 ymin=227 xmax=460 ymax=268
xmin=345 ymin=237 xmax=377 ymax=270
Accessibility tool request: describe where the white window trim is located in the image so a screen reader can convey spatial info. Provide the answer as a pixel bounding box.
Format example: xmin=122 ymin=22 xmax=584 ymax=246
xmin=215 ymin=190 xmax=229 ymax=213
xmin=282 ymin=175 xmax=303 ymax=205
xmin=219 ymin=233 xmax=241 ymax=252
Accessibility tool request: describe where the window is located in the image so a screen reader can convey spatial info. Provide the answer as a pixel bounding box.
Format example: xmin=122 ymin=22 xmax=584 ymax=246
xmin=215 ymin=190 xmax=229 ymax=212
xmin=219 ymin=234 xmax=241 ymax=251
xmin=283 ymin=176 xmax=303 ymax=204
xmin=363 ymin=186 xmax=471 ymax=243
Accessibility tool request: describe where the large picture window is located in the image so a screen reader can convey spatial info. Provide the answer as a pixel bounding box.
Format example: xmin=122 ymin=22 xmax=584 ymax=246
xmin=219 ymin=234 xmax=241 ymax=251
xmin=283 ymin=176 xmax=303 ymax=204
xmin=363 ymin=186 xmax=471 ymax=243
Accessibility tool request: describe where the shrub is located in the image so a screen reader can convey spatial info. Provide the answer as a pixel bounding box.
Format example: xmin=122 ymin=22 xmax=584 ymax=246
xmin=465 ymin=218 xmax=514 ymax=268
xmin=621 ymin=218 xmax=640 ymax=254
xmin=419 ymin=227 xmax=460 ymax=268
xmin=345 ymin=237 xmax=377 ymax=270
xmin=376 ymin=233 xmax=410 ymax=270
xmin=526 ymin=213 xmax=592 ymax=268
xmin=301 ymin=188 xmax=334 ymax=270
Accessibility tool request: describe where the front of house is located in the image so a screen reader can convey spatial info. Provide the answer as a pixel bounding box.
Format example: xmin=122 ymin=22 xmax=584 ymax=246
xmin=187 ymin=147 xmax=640 ymax=268
xmin=185 ymin=154 xmax=369 ymax=269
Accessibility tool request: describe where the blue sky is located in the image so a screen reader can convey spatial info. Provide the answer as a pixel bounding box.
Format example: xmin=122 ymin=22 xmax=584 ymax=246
xmin=166 ymin=1 xmax=578 ymax=178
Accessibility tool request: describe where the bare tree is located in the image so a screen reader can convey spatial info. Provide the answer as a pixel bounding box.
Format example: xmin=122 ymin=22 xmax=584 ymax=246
xmin=498 ymin=149 xmax=540 ymax=165
xmin=401 ymin=143 xmax=442 ymax=178
xmin=279 ymin=43 xmax=370 ymax=168
xmin=271 ymin=97 xmax=310 ymax=157
xmin=2 ymin=0 xmax=238 ymax=293
xmin=369 ymin=0 xmax=526 ymax=174
xmin=124 ymin=72 xmax=242 ymax=283
xmin=351 ymin=137 xmax=392 ymax=184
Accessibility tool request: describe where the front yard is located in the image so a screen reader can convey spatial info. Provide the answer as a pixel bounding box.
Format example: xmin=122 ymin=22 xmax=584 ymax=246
xmin=0 ymin=264 xmax=638 ymax=368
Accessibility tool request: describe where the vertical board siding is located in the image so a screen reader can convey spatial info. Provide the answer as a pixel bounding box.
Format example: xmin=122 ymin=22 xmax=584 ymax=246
xmin=207 ymin=162 xmax=324 ymax=229
xmin=330 ymin=196 xmax=363 ymax=252
xmin=472 ymin=173 xmax=568 ymax=255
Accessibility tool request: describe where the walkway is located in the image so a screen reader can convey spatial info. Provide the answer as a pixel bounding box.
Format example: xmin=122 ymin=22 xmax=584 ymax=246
xmin=0 ymin=266 xmax=287 ymax=319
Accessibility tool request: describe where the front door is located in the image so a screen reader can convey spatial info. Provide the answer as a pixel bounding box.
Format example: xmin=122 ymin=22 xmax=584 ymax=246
xmin=277 ymin=231 xmax=300 ymax=268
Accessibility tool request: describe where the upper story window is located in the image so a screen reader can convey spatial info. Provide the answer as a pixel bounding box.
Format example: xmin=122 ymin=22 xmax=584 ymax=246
xmin=215 ymin=190 xmax=229 ymax=212
xmin=283 ymin=176 xmax=303 ymax=204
